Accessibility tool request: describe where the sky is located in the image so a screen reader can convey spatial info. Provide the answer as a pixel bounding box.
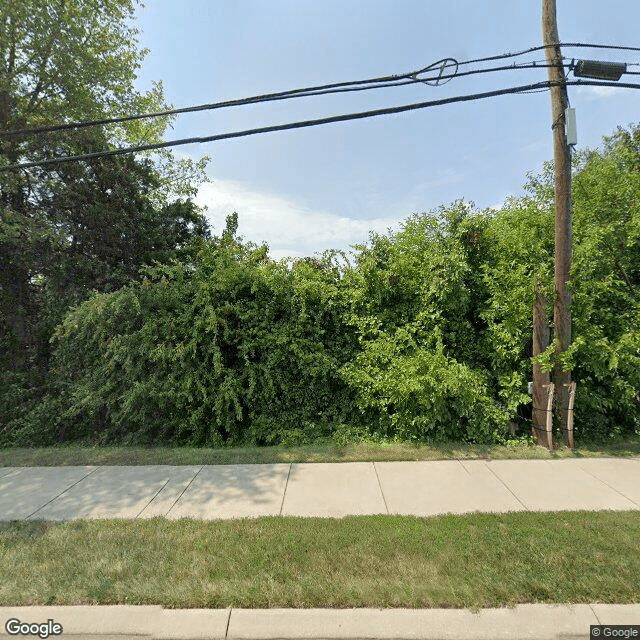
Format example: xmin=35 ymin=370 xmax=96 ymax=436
xmin=133 ymin=1 xmax=640 ymax=262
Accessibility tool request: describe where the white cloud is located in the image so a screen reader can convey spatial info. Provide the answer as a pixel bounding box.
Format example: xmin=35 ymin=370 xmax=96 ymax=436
xmin=576 ymin=85 xmax=618 ymax=99
xmin=195 ymin=179 xmax=403 ymax=261
xmin=487 ymin=201 xmax=505 ymax=212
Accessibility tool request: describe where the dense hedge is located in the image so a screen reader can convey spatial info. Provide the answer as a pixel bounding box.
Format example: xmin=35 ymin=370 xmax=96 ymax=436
xmin=337 ymin=203 xmax=514 ymax=444
xmin=6 ymin=217 xmax=359 ymax=446
xmin=2 ymin=127 xmax=639 ymax=447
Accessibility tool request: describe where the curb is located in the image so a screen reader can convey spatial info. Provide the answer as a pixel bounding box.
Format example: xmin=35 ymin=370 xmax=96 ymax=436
xmin=0 ymin=604 xmax=638 ymax=639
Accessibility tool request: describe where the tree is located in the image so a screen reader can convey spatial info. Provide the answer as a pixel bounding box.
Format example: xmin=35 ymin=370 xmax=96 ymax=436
xmin=566 ymin=126 xmax=640 ymax=438
xmin=337 ymin=201 xmax=513 ymax=444
xmin=480 ymin=194 xmax=555 ymax=434
xmin=487 ymin=125 xmax=640 ymax=441
xmin=5 ymin=215 xmax=358 ymax=447
xmin=0 ymin=0 xmax=209 ymax=421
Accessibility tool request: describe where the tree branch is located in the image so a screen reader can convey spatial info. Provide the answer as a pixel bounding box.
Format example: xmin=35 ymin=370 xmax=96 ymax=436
xmin=26 ymin=1 xmax=66 ymax=111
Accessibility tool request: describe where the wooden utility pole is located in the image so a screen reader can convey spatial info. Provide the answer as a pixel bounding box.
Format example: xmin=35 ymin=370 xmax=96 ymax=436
xmin=542 ymin=0 xmax=573 ymax=447
xmin=532 ymin=281 xmax=551 ymax=448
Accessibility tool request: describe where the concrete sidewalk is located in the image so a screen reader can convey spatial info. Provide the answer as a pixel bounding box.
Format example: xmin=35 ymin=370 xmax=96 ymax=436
xmin=0 ymin=603 xmax=638 ymax=639
xmin=0 ymin=457 xmax=639 ymax=521
xmin=2 ymin=458 xmax=639 ymax=639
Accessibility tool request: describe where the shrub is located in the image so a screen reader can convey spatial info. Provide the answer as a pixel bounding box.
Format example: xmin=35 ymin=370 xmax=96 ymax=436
xmin=22 ymin=219 xmax=359 ymax=446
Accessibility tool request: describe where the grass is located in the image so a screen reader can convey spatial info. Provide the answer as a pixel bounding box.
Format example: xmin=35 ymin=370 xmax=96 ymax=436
xmin=1 ymin=511 xmax=639 ymax=609
xmin=0 ymin=435 xmax=639 ymax=466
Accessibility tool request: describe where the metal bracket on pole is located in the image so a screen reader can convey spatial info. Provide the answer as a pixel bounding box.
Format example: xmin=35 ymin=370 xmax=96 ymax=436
xmin=543 ymin=382 xmax=555 ymax=450
xmin=563 ymin=382 xmax=576 ymax=449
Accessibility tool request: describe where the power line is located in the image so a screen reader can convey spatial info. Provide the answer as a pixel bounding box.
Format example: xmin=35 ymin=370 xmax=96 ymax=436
xmin=0 ymin=60 xmax=527 ymax=140
xmin=458 ymin=41 xmax=640 ymax=66
xmin=2 ymin=42 xmax=637 ymax=140
xmin=0 ymin=58 xmax=459 ymax=139
xmin=0 ymin=61 xmax=562 ymax=139
xmin=2 ymin=78 xmax=639 ymax=173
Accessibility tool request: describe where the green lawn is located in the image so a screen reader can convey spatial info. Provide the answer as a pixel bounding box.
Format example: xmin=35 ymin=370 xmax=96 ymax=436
xmin=0 ymin=435 xmax=639 ymax=466
xmin=1 ymin=511 xmax=639 ymax=609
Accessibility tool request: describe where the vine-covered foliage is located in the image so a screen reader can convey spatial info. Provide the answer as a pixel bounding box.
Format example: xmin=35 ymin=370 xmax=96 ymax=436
xmin=480 ymin=125 xmax=640 ymax=440
xmin=7 ymin=215 xmax=359 ymax=446
xmin=2 ymin=125 xmax=639 ymax=447
xmin=337 ymin=202 xmax=513 ymax=444
xmin=553 ymin=127 xmax=639 ymax=438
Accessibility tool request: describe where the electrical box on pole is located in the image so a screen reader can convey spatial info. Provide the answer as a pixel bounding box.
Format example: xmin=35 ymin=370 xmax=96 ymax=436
xmin=574 ymin=59 xmax=626 ymax=81
xmin=565 ymin=108 xmax=576 ymax=146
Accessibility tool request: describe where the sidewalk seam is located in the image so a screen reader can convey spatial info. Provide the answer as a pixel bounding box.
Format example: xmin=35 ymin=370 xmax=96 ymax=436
xmin=136 ymin=478 xmax=171 ymax=519
xmin=279 ymin=464 xmax=292 ymax=516
xmin=575 ymin=462 xmax=640 ymax=509
xmin=26 ymin=466 xmax=99 ymax=520
xmin=589 ymin=603 xmax=602 ymax=625
xmin=164 ymin=466 xmax=204 ymax=517
xmin=454 ymin=458 xmax=472 ymax=475
xmin=372 ymin=462 xmax=390 ymax=515
xmin=484 ymin=462 xmax=530 ymax=511
xmin=225 ymin=607 xmax=232 ymax=639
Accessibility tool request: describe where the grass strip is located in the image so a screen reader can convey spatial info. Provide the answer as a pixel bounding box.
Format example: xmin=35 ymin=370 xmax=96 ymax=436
xmin=0 ymin=436 xmax=639 ymax=467
xmin=1 ymin=511 xmax=639 ymax=609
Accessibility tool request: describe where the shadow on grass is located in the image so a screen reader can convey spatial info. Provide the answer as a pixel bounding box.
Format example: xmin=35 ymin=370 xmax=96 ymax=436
xmin=0 ymin=434 xmax=638 ymax=467
xmin=0 ymin=520 xmax=50 ymax=537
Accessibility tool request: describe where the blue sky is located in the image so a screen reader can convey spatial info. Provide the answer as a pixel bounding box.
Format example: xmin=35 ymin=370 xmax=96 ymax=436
xmin=134 ymin=1 xmax=640 ymax=261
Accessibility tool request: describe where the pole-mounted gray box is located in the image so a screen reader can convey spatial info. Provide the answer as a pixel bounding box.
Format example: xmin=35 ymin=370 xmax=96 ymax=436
xmin=565 ymin=108 xmax=577 ymax=146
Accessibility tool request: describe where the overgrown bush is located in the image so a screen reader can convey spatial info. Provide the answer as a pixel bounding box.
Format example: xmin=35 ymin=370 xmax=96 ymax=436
xmin=337 ymin=202 xmax=513 ymax=443
xmin=6 ymin=215 xmax=359 ymax=446
xmin=519 ymin=127 xmax=640 ymax=440
xmin=557 ymin=128 xmax=639 ymax=439
xmin=4 ymin=125 xmax=638 ymax=448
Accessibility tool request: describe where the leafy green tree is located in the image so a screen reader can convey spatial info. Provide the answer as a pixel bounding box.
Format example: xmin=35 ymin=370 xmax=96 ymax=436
xmin=337 ymin=201 xmax=512 ymax=444
xmin=479 ymin=195 xmax=555 ymax=425
xmin=0 ymin=0 xmax=209 ymax=425
xmin=563 ymin=126 xmax=639 ymax=438
xmin=484 ymin=125 xmax=640 ymax=441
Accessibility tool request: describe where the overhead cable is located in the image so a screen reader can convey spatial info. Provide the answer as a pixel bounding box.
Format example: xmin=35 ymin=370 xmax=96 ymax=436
xmin=2 ymin=41 xmax=637 ymax=140
xmin=0 ymin=57 xmax=458 ymax=139
xmin=458 ymin=41 xmax=640 ymax=67
xmin=2 ymin=78 xmax=640 ymax=172
xmin=0 ymin=60 xmax=563 ymax=139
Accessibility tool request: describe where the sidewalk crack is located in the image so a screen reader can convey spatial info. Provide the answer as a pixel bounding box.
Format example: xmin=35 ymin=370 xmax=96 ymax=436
xmin=575 ymin=462 xmax=640 ymax=509
xmin=165 ymin=466 xmax=204 ymax=518
xmin=454 ymin=458 xmax=472 ymax=475
xmin=485 ymin=462 xmax=530 ymax=511
xmin=225 ymin=607 xmax=232 ymax=639
xmin=136 ymin=478 xmax=170 ymax=519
